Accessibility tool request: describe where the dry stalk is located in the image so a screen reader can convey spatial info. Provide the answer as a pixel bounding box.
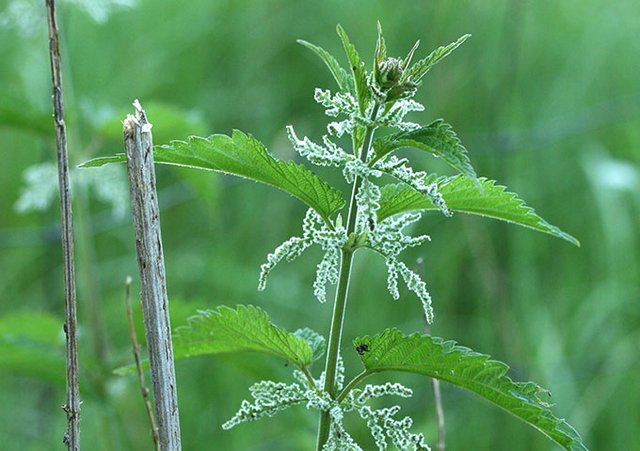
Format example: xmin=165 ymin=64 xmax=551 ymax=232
xmin=124 ymin=100 xmax=182 ymax=450
xmin=124 ymin=277 xmax=161 ymax=451
xmin=45 ymin=0 xmax=81 ymax=448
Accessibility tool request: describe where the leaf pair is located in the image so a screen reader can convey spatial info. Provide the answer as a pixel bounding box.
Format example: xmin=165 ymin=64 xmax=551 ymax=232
xmin=80 ymin=127 xmax=578 ymax=246
xmin=161 ymin=305 xmax=587 ymax=451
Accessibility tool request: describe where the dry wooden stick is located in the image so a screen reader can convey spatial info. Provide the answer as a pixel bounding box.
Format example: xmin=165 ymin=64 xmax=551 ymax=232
xmin=417 ymin=257 xmax=445 ymax=451
xmin=124 ymin=277 xmax=160 ymax=451
xmin=124 ymin=100 xmax=182 ymax=450
xmin=44 ymin=1 xmax=81 ymax=449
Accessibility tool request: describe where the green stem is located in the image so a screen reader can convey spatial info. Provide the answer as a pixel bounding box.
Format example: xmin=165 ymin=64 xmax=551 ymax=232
xmin=301 ymin=366 xmax=318 ymax=390
xmin=336 ymin=370 xmax=370 ymax=403
xmin=315 ymin=104 xmax=379 ymax=450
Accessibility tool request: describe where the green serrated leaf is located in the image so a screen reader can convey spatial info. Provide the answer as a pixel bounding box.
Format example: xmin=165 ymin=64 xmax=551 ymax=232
xmin=80 ymin=130 xmax=345 ymax=224
xmin=373 ymin=21 xmax=387 ymax=70
xmin=405 ymin=34 xmax=470 ymax=84
xmin=377 ymin=177 xmax=580 ymax=246
xmin=336 ymin=24 xmax=370 ymax=113
xmin=297 ymin=39 xmax=351 ymax=93
xmin=352 ymin=330 xmax=588 ymax=451
xmin=172 ymin=305 xmax=314 ymax=368
xmin=294 ymin=328 xmax=326 ymax=362
xmin=372 ymin=119 xmax=479 ymax=186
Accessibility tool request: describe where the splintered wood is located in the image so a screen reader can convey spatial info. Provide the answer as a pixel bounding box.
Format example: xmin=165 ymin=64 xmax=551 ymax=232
xmin=124 ymin=100 xmax=182 ymax=450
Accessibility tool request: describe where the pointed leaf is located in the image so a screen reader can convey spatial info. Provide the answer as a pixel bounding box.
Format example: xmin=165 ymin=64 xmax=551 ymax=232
xmin=297 ymin=39 xmax=351 ymax=92
xmin=79 ymin=154 xmax=126 ymax=167
xmin=336 ymin=24 xmax=370 ymax=113
xmin=173 ymin=305 xmax=314 ymax=368
xmin=372 ymin=119 xmax=479 ymax=185
xmin=353 ymin=330 xmax=588 ymax=451
xmin=405 ymin=34 xmax=470 ymax=83
xmin=377 ymin=177 xmax=579 ymax=246
xmin=373 ymin=21 xmax=387 ymax=69
xmin=80 ymin=130 xmax=345 ymax=223
xmin=402 ymin=40 xmax=420 ymax=72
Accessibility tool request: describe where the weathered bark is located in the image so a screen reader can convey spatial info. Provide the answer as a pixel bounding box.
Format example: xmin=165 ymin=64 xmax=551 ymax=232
xmin=44 ymin=1 xmax=81 ymax=449
xmin=124 ymin=100 xmax=182 ymax=450
xmin=124 ymin=277 xmax=160 ymax=451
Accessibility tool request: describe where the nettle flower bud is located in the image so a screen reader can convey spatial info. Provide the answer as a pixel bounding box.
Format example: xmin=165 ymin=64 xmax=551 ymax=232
xmin=374 ymin=57 xmax=418 ymax=102
xmin=376 ymin=57 xmax=404 ymax=90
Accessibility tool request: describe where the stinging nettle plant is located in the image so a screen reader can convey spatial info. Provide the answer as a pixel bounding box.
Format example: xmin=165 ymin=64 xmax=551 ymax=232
xmin=84 ymin=23 xmax=587 ymax=450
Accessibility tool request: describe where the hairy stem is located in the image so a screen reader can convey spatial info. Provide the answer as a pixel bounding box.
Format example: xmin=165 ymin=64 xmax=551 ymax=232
xmin=316 ymin=104 xmax=379 ymax=450
xmin=315 ymin=250 xmax=354 ymax=449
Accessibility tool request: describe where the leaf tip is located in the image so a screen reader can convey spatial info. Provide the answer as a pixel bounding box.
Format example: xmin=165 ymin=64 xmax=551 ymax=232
xmin=567 ymin=235 xmax=581 ymax=247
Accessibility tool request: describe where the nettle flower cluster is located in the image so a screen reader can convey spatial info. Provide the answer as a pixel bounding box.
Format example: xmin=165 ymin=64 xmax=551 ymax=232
xmin=258 ymin=33 xmax=452 ymax=325
xmin=224 ymin=354 xmax=428 ymax=451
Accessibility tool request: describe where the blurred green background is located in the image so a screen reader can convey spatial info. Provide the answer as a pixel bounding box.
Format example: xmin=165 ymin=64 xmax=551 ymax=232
xmin=1 ymin=0 xmax=639 ymax=449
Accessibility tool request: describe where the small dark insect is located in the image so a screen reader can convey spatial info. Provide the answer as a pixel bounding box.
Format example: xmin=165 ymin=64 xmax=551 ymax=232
xmin=355 ymin=343 xmax=369 ymax=355
xmin=368 ymin=216 xmax=376 ymax=231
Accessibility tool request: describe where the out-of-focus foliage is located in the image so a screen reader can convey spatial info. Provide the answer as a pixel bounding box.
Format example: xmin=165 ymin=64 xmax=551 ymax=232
xmin=0 ymin=1 xmax=638 ymax=450
xmin=0 ymin=311 xmax=67 ymax=386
